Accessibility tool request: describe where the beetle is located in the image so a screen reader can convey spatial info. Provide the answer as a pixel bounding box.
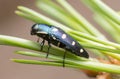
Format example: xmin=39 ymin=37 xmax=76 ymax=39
xmin=31 ymin=24 xmax=89 ymax=66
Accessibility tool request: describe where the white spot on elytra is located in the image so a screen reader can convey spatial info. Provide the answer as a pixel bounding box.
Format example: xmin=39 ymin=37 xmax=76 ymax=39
xmin=80 ymin=49 xmax=84 ymax=53
xmin=52 ymin=28 xmax=58 ymax=32
xmin=72 ymin=41 xmax=75 ymax=45
xmin=62 ymin=34 xmax=66 ymax=39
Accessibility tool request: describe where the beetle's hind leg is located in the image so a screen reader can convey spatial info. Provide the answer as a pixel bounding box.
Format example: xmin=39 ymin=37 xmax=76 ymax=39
xmin=63 ymin=46 xmax=69 ymax=67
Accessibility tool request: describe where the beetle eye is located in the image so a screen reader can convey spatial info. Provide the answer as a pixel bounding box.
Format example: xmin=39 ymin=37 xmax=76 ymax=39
xmin=31 ymin=24 xmax=39 ymax=35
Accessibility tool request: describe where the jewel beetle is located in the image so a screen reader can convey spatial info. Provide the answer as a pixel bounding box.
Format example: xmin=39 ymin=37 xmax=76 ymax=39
xmin=31 ymin=24 xmax=89 ymax=66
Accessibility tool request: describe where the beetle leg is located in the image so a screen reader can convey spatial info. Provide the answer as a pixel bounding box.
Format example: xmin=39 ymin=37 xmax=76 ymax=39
xmin=63 ymin=47 xmax=68 ymax=67
xmin=40 ymin=39 xmax=45 ymax=51
xmin=46 ymin=37 xmax=51 ymax=58
xmin=36 ymin=37 xmax=45 ymax=51
xmin=37 ymin=37 xmax=40 ymax=42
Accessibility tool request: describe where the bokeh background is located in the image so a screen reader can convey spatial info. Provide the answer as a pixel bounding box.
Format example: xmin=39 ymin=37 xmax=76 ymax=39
xmin=0 ymin=0 xmax=120 ymax=79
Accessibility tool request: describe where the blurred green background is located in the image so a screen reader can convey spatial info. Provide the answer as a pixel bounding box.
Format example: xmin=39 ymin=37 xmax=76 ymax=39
xmin=0 ymin=0 xmax=120 ymax=79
